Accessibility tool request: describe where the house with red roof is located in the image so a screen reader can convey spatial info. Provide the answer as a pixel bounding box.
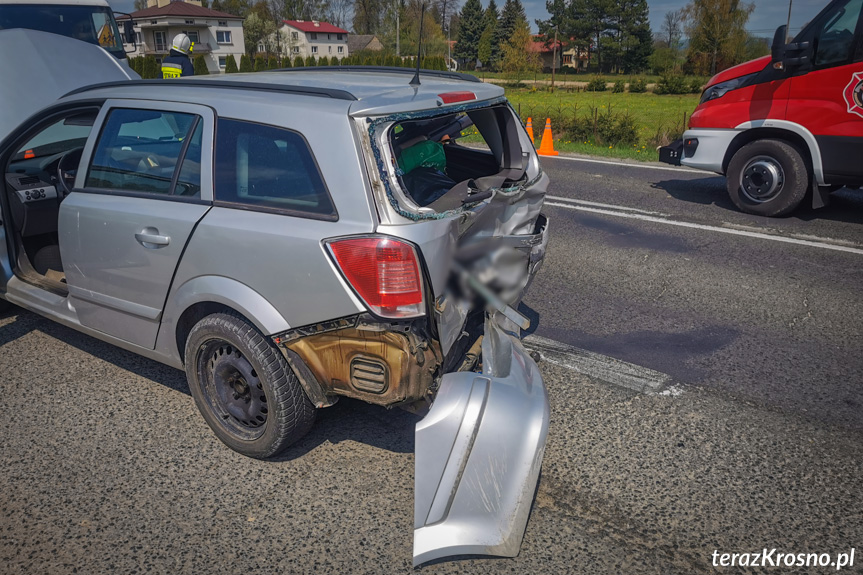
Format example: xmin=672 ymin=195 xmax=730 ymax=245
xmin=528 ymin=35 xmax=563 ymax=72
xmin=278 ymin=20 xmax=349 ymax=61
xmin=122 ymin=1 xmax=245 ymax=73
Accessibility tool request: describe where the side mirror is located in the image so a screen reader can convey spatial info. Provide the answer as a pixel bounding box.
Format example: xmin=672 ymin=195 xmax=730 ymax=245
xmin=124 ymin=20 xmax=136 ymax=45
xmin=771 ymin=25 xmax=787 ymax=65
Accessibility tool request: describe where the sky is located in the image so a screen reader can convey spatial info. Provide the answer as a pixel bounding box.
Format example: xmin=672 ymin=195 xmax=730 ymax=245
xmin=108 ymin=0 xmax=828 ymax=36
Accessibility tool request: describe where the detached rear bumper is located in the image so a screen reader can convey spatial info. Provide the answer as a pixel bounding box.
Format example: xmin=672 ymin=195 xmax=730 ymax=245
xmin=413 ymin=313 xmax=549 ymax=566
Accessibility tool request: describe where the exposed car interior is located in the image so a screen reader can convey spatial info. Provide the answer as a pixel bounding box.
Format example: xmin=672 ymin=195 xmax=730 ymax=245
xmin=388 ymin=105 xmax=528 ymax=212
xmin=3 ymin=108 xmax=100 ymax=291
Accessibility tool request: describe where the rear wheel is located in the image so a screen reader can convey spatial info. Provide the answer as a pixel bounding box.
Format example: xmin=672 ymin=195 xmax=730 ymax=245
xmin=184 ymin=312 xmax=316 ymax=459
xmin=726 ymin=139 xmax=810 ymax=217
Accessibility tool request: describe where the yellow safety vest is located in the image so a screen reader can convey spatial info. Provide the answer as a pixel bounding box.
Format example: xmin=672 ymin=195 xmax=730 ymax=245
xmin=162 ymin=62 xmax=183 ymax=79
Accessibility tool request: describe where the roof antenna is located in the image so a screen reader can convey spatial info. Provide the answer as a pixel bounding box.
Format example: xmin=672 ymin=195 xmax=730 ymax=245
xmin=409 ymin=3 xmax=426 ymax=86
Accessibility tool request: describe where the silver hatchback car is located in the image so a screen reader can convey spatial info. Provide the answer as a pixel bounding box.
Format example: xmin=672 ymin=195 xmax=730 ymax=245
xmin=0 ymin=29 xmax=551 ymax=565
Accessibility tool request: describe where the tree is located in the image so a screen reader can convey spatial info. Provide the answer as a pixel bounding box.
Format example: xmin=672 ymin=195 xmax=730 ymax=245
xmin=480 ymin=0 xmax=499 ymax=68
xmin=225 ymin=54 xmax=240 ymax=73
xmin=254 ymin=55 xmax=266 ymax=71
xmin=142 ymin=55 xmax=157 ymax=79
xmin=500 ymin=14 xmax=539 ymax=81
xmin=243 ymin=6 xmax=277 ymax=56
xmin=211 ymin=0 xmax=251 ymax=17
xmin=268 ymin=56 xmax=279 ymax=68
xmin=497 ymin=0 xmax=527 ymax=48
xmin=305 ymin=54 xmax=316 ymax=66
xmin=240 ymin=54 xmax=253 ymax=72
xmin=293 ymin=55 xmax=305 ymax=67
xmin=193 ymin=55 xmax=210 ymax=75
xmin=684 ymin=0 xmax=754 ymax=75
xmin=662 ymin=9 xmax=684 ymax=51
xmin=454 ymin=0 xmax=483 ymax=67
xmin=133 ymin=0 xmax=148 ymax=10
xmin=353 ymin=0 xmax=383 ymax=34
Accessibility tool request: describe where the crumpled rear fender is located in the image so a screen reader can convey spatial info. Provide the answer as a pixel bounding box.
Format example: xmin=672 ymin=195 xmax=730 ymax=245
xmin=413 ymin=313 xmax=549 ymax=565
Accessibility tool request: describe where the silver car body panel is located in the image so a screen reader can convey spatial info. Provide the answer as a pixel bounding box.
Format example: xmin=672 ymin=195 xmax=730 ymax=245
xmin=413 ymin=313 xmax=549 ymax=565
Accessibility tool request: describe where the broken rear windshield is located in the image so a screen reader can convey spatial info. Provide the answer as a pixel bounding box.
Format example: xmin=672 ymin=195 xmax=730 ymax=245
xmin=386 ymin=104 xmax=529 ymax=212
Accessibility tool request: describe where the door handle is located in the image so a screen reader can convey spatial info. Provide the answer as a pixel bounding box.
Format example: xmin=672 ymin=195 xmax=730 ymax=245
xmin=135 ymin=228 xmax=171 ymax=247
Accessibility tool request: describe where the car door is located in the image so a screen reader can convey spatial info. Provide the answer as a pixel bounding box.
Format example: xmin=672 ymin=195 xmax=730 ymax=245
xmin=785 ymin=0 xmax=863 ymax=185
xmin=59 ymin=100 xmax=214 ymax=349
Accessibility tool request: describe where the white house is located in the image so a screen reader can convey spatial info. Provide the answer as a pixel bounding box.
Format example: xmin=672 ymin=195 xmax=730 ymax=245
xmin=276 ymin=20 xmax=349 ymax=61
xmin=123 ymin=2 xmax=245 ymax=73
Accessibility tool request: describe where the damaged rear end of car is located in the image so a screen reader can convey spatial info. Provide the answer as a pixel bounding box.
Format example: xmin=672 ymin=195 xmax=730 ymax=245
xmin=266 ymin=74 xmax=550 ymax=565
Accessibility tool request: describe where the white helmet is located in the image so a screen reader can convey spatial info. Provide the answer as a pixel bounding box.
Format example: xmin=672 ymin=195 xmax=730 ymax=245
xmin=171 ymin=33 xmax=191 ymax=55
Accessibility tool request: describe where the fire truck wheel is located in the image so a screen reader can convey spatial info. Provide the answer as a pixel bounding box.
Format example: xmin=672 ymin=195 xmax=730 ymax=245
xmin=726 ymin=139 xmax=809 ymax=217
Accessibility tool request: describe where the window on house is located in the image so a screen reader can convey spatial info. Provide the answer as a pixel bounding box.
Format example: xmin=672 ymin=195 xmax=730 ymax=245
xmin=214 ymin=119 xmax=336 ymax=218
xmin=219 ymin=56 xmax=227 ymax=68
xmin=135 ymin=31 xmax=142 ymax=44
xmin=292 ymin=46 xmax=299 ymax=53
xmin=183 ymin=30 xmax=199 ymax=43
xmin=310 ymin=33 xmax=317 ymax=40
xmin=185 ymin=19 xmax=195 ymax=24
xmin=328 ymin=46 xmax=331 ymax=53
xmin=216 ymin=30 xmax=232 ymax=44
xmin=337 ymin=34 xmax=343 ymax=40
xmin=154 ymin=31 xmax=166 ymax=51
xmin=327 ymin=34 xmax=331 ymax=39
xmin=218 ymin=20 xmax=227 ymax=26
xmin=291 ymin=31 xmax=298 ymax=40
xmin=338 ymin=46 xmax=343 ymax=53
xmin=150 ymin=20 xmax=157 ymax=24
xmin=311 ymin=45 xmax=317 ymax=53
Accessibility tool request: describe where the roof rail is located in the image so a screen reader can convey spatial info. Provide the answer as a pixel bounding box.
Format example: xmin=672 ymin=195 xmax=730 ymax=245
xmin=62 ymin=79 xmax=357 ymax=100
xmin=267 ymin=65 xmax=483 ymax=84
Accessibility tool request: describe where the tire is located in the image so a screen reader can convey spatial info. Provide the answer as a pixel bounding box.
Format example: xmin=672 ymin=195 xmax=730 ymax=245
xmin=726 ymin=139 xmax=810 ymax=217
xmin=184 ymin=311 xmax=316 ymax=459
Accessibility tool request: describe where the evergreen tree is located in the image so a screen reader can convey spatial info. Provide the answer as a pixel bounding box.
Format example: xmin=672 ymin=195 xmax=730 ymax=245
xmin=281 ymin=55 xmax=292 ymax=67
xmin=142 ymin=55 xmax=157 ymax=79
xmin=239 ymin=54 xmax=253 ymax=72
xmin=293 ymin=55 xmax=305 ymax=67
xmin=268 ymin=56 xmax=279 ymax=69
xmin=481 ymin=0 xmax=499 ymax=69
xmin=305 ymin=55 xmax=316 ymax=66
xmin=454 ymin=0 xmax=483 ymax=69
xmin=193 ymin=55 xmax=210 ymax=75
xmin=254 ymin=55 xmax=266 ymax=71
xmin=498 ymin=0 xmax=527 ymax=47
xmin=501 ymin=14 xmax=539 ymax=80
xmin=225 ymin=54 xmax=239 ymax=73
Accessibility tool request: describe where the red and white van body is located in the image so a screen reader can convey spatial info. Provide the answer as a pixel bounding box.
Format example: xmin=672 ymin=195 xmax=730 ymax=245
xmin=661 ymin=0 xmax=863 ymax=216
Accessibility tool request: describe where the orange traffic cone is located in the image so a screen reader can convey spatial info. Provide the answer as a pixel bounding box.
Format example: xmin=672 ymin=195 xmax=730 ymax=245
xmin=525 ymin=117 xmax=535 ymax=145
xmin=537 ymin=118 xmax=558 ymax=156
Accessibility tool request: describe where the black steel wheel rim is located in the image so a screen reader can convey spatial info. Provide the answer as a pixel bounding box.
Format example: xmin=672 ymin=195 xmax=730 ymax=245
xmin=198 ymin=340 xmax=268 ymax=440
xmin=740 ymin=155 xmax=785 ymax=203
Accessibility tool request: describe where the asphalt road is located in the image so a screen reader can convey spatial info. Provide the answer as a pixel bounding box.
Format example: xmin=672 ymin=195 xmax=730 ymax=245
xmin=1 ymin=156 xmax=862 ymax=574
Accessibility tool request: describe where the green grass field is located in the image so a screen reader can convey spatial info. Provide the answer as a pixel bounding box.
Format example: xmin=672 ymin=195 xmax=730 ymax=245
xmin=489 ymin=88 xmax=700 ymax=161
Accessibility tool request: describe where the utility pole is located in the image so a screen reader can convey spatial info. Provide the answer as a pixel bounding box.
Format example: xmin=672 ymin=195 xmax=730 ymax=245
xmin=396 ymin=0 xmax=400 ymax=56
xmin=785 ymin=0 xmax=793 ymax=42
xmin=551 ymin=26 xmax=558 ymax=91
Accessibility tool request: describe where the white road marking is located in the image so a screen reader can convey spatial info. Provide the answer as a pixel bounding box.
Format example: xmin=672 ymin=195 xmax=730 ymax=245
xmin=523 ymin=334 xmax=679 ymax=396
xmin=546 ymin=195 xmax=669 ymax=216
xmin=542 ymin=154 xmax=708 ymax=174
xmin=545 ymin=201 xmax=863 ymax=255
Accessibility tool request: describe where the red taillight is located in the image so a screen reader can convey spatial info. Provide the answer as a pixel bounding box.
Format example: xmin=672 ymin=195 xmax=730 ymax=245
xmin=438 ymin=91 xmax=476 ymax=104
xmin=327 ymin=236 xmax=425 ymax=318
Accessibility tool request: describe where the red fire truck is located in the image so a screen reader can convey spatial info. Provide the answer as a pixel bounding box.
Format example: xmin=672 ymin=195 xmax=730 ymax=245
xmin=660 ymin=0 xmax=863 ymax=216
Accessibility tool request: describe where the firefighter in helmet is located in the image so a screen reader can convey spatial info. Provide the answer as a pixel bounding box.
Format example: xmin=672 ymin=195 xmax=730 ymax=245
xmin=162 ymin=33 xmax=194 ymax=79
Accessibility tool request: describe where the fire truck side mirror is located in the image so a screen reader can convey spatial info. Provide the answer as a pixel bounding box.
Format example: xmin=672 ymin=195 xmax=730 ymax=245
xmin=771 ymin=25 xmax=787 ymax=68
xmin=123 ymin=20 xmax=135 ymax=45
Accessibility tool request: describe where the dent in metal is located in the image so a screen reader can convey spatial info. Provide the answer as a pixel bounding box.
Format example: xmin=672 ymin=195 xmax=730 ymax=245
xmin=413 ymin=312 xmax=549 ymax=565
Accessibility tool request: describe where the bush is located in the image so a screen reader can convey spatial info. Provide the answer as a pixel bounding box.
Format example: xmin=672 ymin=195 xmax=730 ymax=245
xmin=305 ymin=55 xmax=316 ymax=67
xmin=193 ymin=54 xmax=209 ymax=75
xmin=565 ymin=105 xmax=638 ymax=147
xmin=268 ymin=56 xmax=278 ymax=69
xmin=318 ymin=55 xmax=329 ymax=66
xmin=655 ymin=73 xmax=688 ymax=95
xmin=688 ymin=77 xmax=704 ymax=94
xmin=225 ymin=54 xmax=239 ymax=73
xmin=586 ymin=76 xmax=607 ymax=92
xmin=142 ymin=55 xmax=157 ymax=79
xmin=239 ymin=54 xmax=253 ymax=72
xmin=293 ymin=56 xmax=305 ymax=67
xmin=253 ymin=56 xmax=265 ymax=72
xmin=612 ymin=79 xmax=625 ymax=93
xmin=629 ymin=77 xmax=647 ymax=93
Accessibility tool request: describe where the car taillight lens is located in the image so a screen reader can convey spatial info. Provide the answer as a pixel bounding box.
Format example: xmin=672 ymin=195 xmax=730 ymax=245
xmin=326 ymin=236 xmax=425 ymax=319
